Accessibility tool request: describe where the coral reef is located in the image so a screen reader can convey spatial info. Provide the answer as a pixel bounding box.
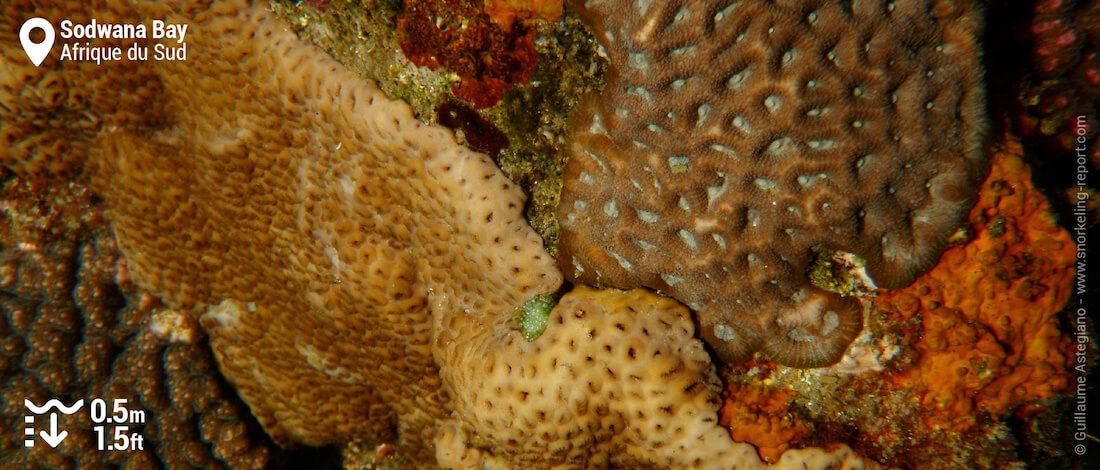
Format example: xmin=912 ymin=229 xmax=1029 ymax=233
xmin=436 ymin=286 xmax=873 ymax=469
xmin=3 ymin=0 xmax=1085 ymax=468
xmin=5 ymin=0 xmax=484 ymax=461
xmin=4 ymin=1 xmax=881 ymax=468
xmin=557 ymin=0 xmax=989 ymax=367
xmin=79 ymin=0 xmax=553 ymax=457
xmin=0 ymin=171 xmax=275 ymax=469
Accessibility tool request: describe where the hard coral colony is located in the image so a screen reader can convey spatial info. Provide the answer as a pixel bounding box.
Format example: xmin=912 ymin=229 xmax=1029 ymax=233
xmin=0 ymin=1 xmax=1090 ymax=470
xmin=557 ymin=0 xmax=987 ymax=367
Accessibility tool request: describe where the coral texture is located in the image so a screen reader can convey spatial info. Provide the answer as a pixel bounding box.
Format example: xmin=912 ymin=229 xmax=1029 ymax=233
xmin=0 ymin=16 xmax=162 ymax=178
xmin=0 ymin=175 xmax=274 ymax=469
xmin=558 ymin=0 xmax=989 ymax=367
xmin=68 ymin=0 xmax=557 ymax=458
xmin=2 ymin=0 xmax=884 ymax=468
xmin=1 ymin=0 xmax=540 ymax=461
xmin=874 ymin=136 xmax=1075 ymax=432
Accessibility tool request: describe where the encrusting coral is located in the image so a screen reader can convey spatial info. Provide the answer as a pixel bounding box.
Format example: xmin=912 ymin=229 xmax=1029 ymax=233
xmin=557 ymin=0 xmax=989 ymax=367
xmin=1 ymin=0 xmax=879 ymax=468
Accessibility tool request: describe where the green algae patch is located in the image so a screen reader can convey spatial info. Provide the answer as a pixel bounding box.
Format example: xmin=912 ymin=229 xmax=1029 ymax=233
xmin=513 ymin=293 xmax=555 ymax=341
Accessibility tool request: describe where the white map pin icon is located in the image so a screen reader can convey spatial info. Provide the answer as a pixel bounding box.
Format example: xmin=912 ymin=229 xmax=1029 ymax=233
xmin=20 ymin=18 xmax=55 ymax=67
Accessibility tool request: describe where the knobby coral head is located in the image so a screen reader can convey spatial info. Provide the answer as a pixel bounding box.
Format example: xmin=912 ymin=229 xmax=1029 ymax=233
xmin=557 ymin=0 xmax=989 ymax=367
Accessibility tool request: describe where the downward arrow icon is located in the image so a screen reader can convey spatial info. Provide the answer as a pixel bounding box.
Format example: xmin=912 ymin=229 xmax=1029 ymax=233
xmin=40 ymin=413 xmax=67 ymax=448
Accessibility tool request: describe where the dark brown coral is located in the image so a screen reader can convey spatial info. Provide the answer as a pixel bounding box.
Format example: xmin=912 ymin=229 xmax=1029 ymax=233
xmin=557 ymin=0 xmax=988 ymax=367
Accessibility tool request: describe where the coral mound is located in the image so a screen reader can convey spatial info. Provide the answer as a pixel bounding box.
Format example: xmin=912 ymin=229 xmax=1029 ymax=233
xmin=558 ymin=0 xmax=989 ymax=367
xmin=440 ymin=286 xmax=740 ymax=468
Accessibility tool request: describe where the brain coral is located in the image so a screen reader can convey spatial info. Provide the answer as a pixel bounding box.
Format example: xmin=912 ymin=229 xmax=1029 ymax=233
xmin=2 ymin=0 xmax=884 ymax=467
xmin=558 ymin=0 xmax=989 ymax=367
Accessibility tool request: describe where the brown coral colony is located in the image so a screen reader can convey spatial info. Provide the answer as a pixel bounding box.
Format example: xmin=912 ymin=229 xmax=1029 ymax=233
xmin=557 ymin=0 xmax=989 ymax=367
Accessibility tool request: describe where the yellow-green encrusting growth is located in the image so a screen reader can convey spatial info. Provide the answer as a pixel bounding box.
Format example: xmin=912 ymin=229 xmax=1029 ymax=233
xmin=513 ymin=293 xmax=556 ymax=341
xmin=808 ymin=251 xmax=872 ymax=297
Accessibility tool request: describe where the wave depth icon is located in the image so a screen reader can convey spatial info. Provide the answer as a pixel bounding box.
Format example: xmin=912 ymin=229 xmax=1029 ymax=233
xmin=24 ymin=399 xmax=84 ymax=415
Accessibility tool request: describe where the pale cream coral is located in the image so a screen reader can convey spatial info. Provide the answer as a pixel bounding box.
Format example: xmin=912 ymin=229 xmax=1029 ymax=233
xmin=437 ymin=286 xmax=876 ymax=470
xmin=439 ymin=286 xmax=739 ymax=468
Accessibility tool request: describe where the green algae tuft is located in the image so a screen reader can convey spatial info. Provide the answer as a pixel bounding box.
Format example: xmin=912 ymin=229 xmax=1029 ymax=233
xmin=513 ymin=293 xmax=556 ymax=341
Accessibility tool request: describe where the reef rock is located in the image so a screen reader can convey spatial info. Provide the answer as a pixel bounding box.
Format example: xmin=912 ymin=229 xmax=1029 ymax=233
xmin=558 ymin=0 xmax=989 ymax=367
